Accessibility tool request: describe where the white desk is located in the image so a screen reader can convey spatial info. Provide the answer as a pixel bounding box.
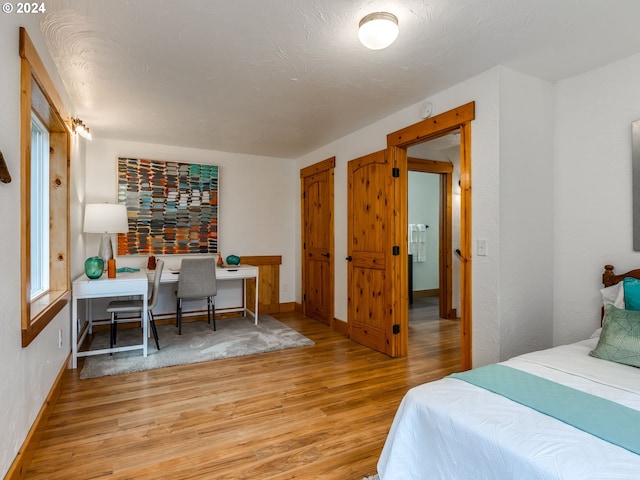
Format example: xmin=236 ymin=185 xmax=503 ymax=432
xmin=71 ymin=270 xmax=149 ymax=369
xmin=152 ymin=264 xmax=259 ymax=324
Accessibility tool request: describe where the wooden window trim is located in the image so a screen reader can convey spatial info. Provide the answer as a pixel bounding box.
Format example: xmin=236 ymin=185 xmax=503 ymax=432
xmin=19 ymin=27 xmax=71 ymax=347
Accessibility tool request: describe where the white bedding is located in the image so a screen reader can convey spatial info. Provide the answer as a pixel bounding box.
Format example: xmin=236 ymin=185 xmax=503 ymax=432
xmin=377 ymin=338 xmax=640 ymax=479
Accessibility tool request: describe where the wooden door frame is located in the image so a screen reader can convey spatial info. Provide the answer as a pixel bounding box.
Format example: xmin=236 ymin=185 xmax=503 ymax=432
xmin=300 ymin=157 xmax=335 ymax=326
xmin=407 ymin=158 xmax=455 ymax=320
xmin=388 ymin=102 xmax=475 ymax=370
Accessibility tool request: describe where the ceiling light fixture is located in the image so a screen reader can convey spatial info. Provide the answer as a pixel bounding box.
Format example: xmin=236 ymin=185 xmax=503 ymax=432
xmin=358 ymin=12 xmax=399 ymax=50
xmin=72 ymin=117 xmax=92 ymax=141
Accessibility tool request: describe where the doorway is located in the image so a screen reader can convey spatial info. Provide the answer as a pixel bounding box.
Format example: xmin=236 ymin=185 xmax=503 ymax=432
xmin=387 ymin=102 xmax=474 ymax=369
xmin=407 ymin=138 xmax=458 ymax=321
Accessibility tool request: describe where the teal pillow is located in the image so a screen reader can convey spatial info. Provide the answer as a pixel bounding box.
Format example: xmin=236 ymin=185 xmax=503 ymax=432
xmin=623 ymin=277 xmax=640 ymax=310
xmin=590 ymin=304 xmax=640 ymax=368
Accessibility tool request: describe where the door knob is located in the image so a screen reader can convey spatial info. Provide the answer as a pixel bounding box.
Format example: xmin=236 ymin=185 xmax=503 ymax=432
xmin=345 ymin=256 xmax=353 ymax=261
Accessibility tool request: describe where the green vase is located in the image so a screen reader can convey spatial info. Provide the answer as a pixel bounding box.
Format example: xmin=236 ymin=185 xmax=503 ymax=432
xmin=226 ymin=254 xmax=241 ymax=265
xmin=85 ymin=256 xmax=104 ymax=279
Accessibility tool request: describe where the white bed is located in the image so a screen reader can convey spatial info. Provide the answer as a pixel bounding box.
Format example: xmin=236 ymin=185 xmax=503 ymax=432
xmin=378 ymin=265 xmax=640 ymax=480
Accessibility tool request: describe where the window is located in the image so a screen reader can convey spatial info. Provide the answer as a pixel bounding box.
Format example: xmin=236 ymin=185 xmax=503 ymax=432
xmin=30 ymin=112 xmax=50 ymax=300
xmin=20 ymin=27 xmax=71 ymax=346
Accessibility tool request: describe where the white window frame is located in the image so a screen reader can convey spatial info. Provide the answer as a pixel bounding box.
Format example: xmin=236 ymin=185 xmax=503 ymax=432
xmin=30 ymin=112 xmax=50 ymax=300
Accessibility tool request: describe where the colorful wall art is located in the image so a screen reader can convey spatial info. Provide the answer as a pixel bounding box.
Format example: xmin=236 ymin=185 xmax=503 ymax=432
xmin=117 ymin=157 xmax=219 ymax=255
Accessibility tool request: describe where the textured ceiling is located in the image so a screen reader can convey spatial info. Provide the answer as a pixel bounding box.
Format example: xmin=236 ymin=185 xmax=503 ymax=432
xmin=40 ymin=0 xmax=640 ymax=158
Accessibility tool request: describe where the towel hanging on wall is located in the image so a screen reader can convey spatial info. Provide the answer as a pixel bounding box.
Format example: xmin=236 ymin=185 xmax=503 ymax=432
xmin=417 ymin=224 xmax=428 ymax=262
xmin=408 ymin=224 xmax=419 ymax=260
xmin=408 ymin=224 xmax=428 ymax=262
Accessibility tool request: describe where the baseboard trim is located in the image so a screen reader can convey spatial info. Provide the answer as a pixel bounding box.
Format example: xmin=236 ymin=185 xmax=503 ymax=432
xmin=279 ymin=302 xmax=297 ymax=313
xmin=288 ymin=304 xmax=347 ymax=336
xmin=413 ymin=288 xmax=439 ymax=298
xmin=333 ymin=317 xmax=348 ymax=336
xmin=5 ymin=354 xmax=69 ymax=480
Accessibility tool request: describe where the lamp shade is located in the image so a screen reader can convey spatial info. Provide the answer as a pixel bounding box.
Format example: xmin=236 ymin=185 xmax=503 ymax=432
xmin=83 ymin=203 xmax=128 ymax=233
xmin=358 ymin=12 xmax=399 ymax=50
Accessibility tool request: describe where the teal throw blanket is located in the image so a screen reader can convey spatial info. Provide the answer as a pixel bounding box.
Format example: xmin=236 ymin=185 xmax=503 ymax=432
xmin=450 ymin=364 xmax=640 ymax=455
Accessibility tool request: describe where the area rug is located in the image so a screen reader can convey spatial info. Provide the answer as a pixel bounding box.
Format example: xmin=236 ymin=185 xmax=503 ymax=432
xmin=362 ymin=475 xmax=379 ymax=480
xmin=79 ymin=315 xmax=314 ymax=379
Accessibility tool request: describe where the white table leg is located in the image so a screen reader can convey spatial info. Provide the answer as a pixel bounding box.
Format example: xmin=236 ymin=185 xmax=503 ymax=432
xmin=254 ymin=271 xmax=259 ymax=325
xmin=142 ymin=292 xmax=148 ymax=357
xmin=72 ymin=296 xmax=78 ymax=369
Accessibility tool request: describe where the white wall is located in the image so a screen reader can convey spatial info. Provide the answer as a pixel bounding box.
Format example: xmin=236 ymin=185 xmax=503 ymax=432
xmin=408 ymin=172 xmax=439 ymax=290
xmin=497 ymin=67 xmax=555 ymax=359
xmin=554 ymin=52 xmax=640 ymax=345
xmin=85 ymin=139 xmax=297 ymax=304
xmin=0 ymin=17 xmax=84 ymax=478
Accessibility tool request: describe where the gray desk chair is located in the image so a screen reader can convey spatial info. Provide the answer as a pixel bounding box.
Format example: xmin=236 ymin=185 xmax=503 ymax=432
xmin=106 ymin=259 xmax=164 ymax=351
xmin=176 ymin=257 xmax=217 ymax=335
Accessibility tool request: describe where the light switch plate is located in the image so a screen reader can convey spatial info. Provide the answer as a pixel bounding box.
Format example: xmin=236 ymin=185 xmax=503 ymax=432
xmin=477 ymin=239 xmax=488 ymax=256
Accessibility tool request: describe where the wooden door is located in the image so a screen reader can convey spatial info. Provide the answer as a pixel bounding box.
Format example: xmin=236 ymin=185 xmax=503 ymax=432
xmin=301 ymin=159 xmax=334 ymax=325
xmin=347 ymin=149 xmax=404 ymax=356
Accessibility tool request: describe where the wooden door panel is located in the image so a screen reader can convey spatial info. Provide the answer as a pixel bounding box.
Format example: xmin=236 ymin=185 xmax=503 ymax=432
xmin=307 ymin=176 xmax=328 ymax=251
xmin=351 ymin=165 xmax=387 ymax=254
xmin=350 ymin=251 xmax=385 ymax=269
xmin=350 ymin=268 xmax=388 ymax=352
xmin=352 ymin=266 xmax=386 ymax=327
xmin=305 ymin=256 xmax=329 ymax=322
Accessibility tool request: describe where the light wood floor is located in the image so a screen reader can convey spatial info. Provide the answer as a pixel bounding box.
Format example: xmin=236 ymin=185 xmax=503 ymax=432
xmin=25 ymin=309 xmax=460 ymax=480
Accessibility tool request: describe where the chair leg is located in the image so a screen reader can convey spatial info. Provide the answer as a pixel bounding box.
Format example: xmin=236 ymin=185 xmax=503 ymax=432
xmin=177 ymin=298 xmax=183 ymax=335
xmin=110 ymin=312 xmax=116 ymax=355
xmin=207 ymin=297 xmax=211 ymax=324
xmin=210 ymin=297 xmax=216 ymax=331
xmin=149 ymin=310 xmax=160 ymax=350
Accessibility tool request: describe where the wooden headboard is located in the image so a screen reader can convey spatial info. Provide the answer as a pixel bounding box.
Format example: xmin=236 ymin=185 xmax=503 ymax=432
xmin=602 ymin=264 xmax=640 ymax=287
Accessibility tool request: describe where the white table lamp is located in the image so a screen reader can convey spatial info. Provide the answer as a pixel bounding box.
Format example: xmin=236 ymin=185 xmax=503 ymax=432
xmin=83 ymin=203 xmax=128 ymax=268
